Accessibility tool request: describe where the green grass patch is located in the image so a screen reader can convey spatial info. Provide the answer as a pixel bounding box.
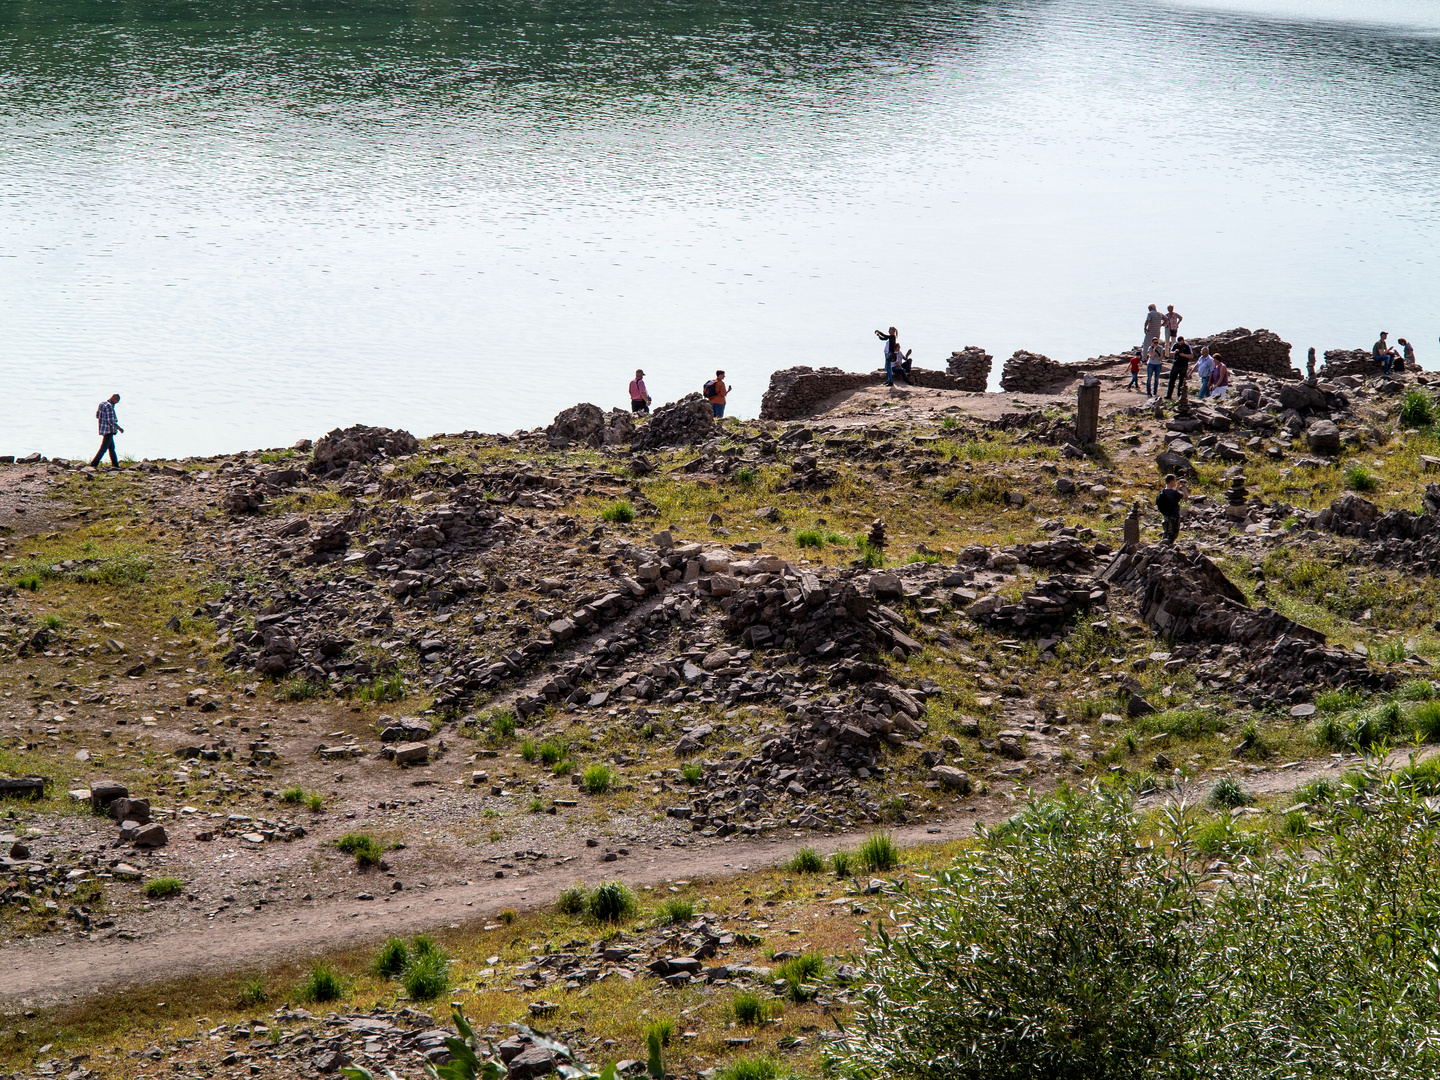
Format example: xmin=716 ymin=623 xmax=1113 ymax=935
xmin=587 ymin=881 xmax=638 ymax=924
xmin=582 ymin=764 xmax=614 ymax=794
xmin=336 ymin=832 xmax=384 ymax=868
xmin=143 ymin=876 xmax=183 ymax=900
xmin=299 ymin=963 xmax=345 ymax=1004
xmin=786 ymin=848 xmax=824 ymax=874
xmin=600 ymin=501 xmax=635 ymax=523
xmin=857 ymin=832 xmax=899 ymax=872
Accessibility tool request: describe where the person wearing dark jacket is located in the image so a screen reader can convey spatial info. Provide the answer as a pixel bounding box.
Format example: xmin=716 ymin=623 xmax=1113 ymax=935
xmin=1157 ymin=473 xmax=1188 ymax=542
xmin=1167 ymin=337 xmax=1195 ymax=402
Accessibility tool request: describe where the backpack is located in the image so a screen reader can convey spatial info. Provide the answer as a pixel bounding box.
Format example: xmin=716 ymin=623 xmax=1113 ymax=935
xmin=703 ymin=379 xmax=718 ymax=400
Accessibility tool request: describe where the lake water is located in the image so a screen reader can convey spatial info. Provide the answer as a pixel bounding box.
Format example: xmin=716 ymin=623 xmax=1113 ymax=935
xmin=4 ymin=0 xmax=1439 ymax=460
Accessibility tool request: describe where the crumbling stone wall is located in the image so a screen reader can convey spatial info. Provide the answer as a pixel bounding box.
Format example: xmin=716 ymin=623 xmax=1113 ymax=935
xmin=1318 ymin=348 xmax=1404 ymax=379
xmin=759 ymin=366 xmax=976 ymax=420
xmin=946 ymin=347 xmax=992 ymax=391
xmin=999 ymin=351 xmax=1068 ymax=393
xmin=1186 ymin=328 xmax=1297 ymax=379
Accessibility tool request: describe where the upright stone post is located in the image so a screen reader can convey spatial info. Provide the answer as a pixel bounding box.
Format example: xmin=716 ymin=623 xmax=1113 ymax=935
xmin=1123 ymin=502 xmax=1141 ymax=550
xmin=1076 ymin=375 xmax=1100 ymax=445
xmin=1307 ymin=346 xmax=1316 ymax=382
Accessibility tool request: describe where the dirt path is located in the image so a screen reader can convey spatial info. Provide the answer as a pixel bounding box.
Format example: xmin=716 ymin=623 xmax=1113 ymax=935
xmin=0 ymin=812 xmax=986 ymax=1010
xmin=9 ymin=742 xmax=1416 ymax=1011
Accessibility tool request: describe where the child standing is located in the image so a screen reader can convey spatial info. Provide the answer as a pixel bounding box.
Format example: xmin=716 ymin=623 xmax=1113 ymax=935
xmin=1128 ymin=349 xmax=1141 ymax=391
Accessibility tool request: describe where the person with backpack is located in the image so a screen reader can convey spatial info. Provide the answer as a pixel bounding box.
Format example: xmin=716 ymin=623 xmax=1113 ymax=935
xmin=704 ymin=371 xmax=728 ymax=418
xmin=628 ymin=369 xmax=651 ymax=414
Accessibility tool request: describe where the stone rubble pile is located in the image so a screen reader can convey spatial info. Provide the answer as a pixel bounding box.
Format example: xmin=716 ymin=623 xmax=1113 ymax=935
xmin=308 ymin=425 xmax=420 ymax=478
xmin=544 ymin=403 xmax=633 ymax=448
xmin=631 ymin=394 xmax=715 ymax=451
xmin=999 ymin=350 xmax=1069 ymax=393
xmin=968 ymin=574 xmax=1108 ymax=635
xmin=1186 ymin=328 xmax=1297 ymax=379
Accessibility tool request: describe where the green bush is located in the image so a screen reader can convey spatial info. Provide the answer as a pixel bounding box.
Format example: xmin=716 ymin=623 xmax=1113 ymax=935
xmin=839 ymin=777 xmax=1440 ymax=1080
xmin=538 ymin=739 xmax=568 ymax=766
xmin=601 ymin=501 xmax=635 ymax=524
xmin=1396 ymin=755 xmax=1440 ymax=794
xmin=356 ymin=673 xmax=405 ymax=704
xmin=858 ymin=832 xmax=899 ymax=872
xmin=734 ymin=467 xmax=757 ymax=487
xmin=795 ymin=529 xmax=825 ymax=548
xmin=490 ymin=710 xmax=518 ymax=738
xmin=1400 ymin=388 xmax=1435 ymax=427
xmin=373 ymin=937 xmax=410 ymax=978
xmin=1399 ymin=679 xmax=1435 ymax=702
xmin=731 ymin=991 xmax=771 ymax=1025
xmin=645 ymin=1018 xmax=675 ymax=1047
xmin=587 ymin=881 xmax=638 ymax=924
xmin=144 ymin=876 xmax=183 ymax=899
xmin=1315 ymin=687 xmax=1365 ymax=713
xmin=681 ymin=762 xmax=703 ymax=784
xmin=281 ymin=786 xmax=304 ymax=804
xmin=855 ymin=538 xmax=884 ymax=568
xmin=776 ymin=952 xmax=825 ymax=1001
xmin=831 ymin=850 xmax=851 ymax=878
xmin=787 ymin=848 xmax=824 ymax=874
xmin=403 ymin=947 xmax=450 ymax=1001
xmin=1315 ymin=700 xmax=1410 ymax=750
xmin=306 ymin=792 xmax=324 ymax=812
xmin=583 ymin=764 xmax=614 ymax=794
xmin=1297 ymin=777 xmax=1336 ymax=804
xmin=280 ymin=676 xmax=324 ymax=700
xmin=1345 ymin=464 xmax=1378 ymax=493
xmin=521 ymin=737 xmax=537 ymax=761
xmin=337 ymin=832 xmax=384 ymax=868
xmin=1207 ymin=777 xmax=1251 ymax=809
xmin=556 ymin=885 xmax=588 ymax=916
xmin=300 ymin=963 xmax=345 ymax=1003
xmin=658 ymin=897 xmax=695 ymax=924
xmin=1412 ymin=700 xmax=1440 ymax=742
xmin=15 ymin=575 xmax=39 ymax=591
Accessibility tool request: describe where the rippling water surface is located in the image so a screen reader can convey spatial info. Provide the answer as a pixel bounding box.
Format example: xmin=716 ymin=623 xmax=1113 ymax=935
xmin=3 ymin=0 xmax=1439 ymax=458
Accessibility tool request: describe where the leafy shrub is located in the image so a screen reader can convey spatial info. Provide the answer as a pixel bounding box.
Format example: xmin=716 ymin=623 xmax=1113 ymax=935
xmin=15 ymin=575 xmax=39 ymax=591
xmin=681 ymin=762 xmax=703 ymax=784
xmin=520 ymin=737 xmax=537 ymax=761
xmin=556 ymin=885 xmax=588 ymax=916
xmin=356 ymin=673 xmax=405 ymax=704
xmin=527 ymin=797 xmax=545 ymax=813
xmin=731 ymin=991 xmax=770 ymax=1025
xmin=144 ymin=876 xmax=183 ymax=899
xmin=538 ymin=739 xmax=568 ymax=766
xmin=787 ymin=848 xmax=824 ymax=874
xmin=1315 ymin=700 xmax=1410 ymax=750
xmin=776 ymin=952 xmax=825 ymax=1001
xmin=1345 ymin=465 xmax=1378 ymax=493
xmin=1378 ymin=638 xmax=1409 ymax=663
xmin=499 ymin=908 xmax=515 ymax=924
xmin=337 ymin=832 xmax=383 ymax=868
xmin=403 ymin=947 xmax=450 ymax=1001
xmin=300 ymin=963 xmax=345 ymax=1003
xmin=658 ymin=897 xmax=695 ymax=924
xmin=306 ymin=793 xmax=324 ymax=812
xmin=734 ymin=467 xmax=757 ymax=487
xmin=280 ymin=676 xmax=324 ymax=700
xmin=601 ymin=501 xmax=635 ymax=524
xmin=645 ymin=1018 xmax=675 ymax=1047
xmin=795 ymin=529 xmax=825 ymax=548
xmin=373 ymin=937 xmax=410 ymax=978
xmin=583 ymin=764 xmax=614 ymax=794
xmin=1396 ymin=755 xmax=1440 ymax=794
xmin=1281 ymin=811 xmax=1309 ymax=838
xmin=831 ymin=851 xmax=851 ymax=878
xmin=1207 ymin=777 xmax=1251 ymax=809
xmin=281 ymin=786 xmax=304 ymax=804
xmin=587 ymin=881 xmax=638 ymax=924
xmin=237 ymin=976 xmax=268 ymax=1008
xmin=1297 ymin=777 xmax=1335 ymax=804
xmin=858 ymin=832 xmax=899 ymax=872
xmin=1400 ymin=388 xmax=1435 ymax=427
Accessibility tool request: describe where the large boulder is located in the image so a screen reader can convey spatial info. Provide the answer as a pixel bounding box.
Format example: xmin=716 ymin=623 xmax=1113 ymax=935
xmin=545 ymin=403 xmax=606 ymax=448
xmin=308 ymin=425 xmax=419 ymax=475
xmin=1277 ymin=381 xmax=1329 ymax=414
xmin=1305 ymin=420 xmax=1341 ymax=455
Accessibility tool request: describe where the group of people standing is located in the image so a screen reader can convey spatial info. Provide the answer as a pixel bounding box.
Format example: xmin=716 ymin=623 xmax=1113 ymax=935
xmin=1130 ymin=304 xmax=1228 ymax=403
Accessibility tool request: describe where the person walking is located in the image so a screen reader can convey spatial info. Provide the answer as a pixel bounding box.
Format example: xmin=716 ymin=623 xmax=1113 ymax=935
xmin=1373 ymin=331 xmax=1400 ymax=377
xmin=704 ymin=370 xmax=728 ymax=418
xmin=91 ymin=393 xmax=124 ymax=468
xmin=628 ymin=369 xmax=651 ymax=414
xmin=1143 ymin=304 xmax=1165 ymax=361
xmin=1167 ymin=336 xmax=1194 ymax=402
xmin=1157 ymin=473 xmax=1188 ymax=543
xmin=1195 ymin=347 xmax=1216 ymax=400
xmin=1127 ymin=348 xmax=1141 ymax=391
xmin=1163 ymin=305 xmax=1182 ymax=347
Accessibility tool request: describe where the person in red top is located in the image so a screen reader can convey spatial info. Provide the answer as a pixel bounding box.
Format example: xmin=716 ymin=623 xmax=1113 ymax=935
xmin=1127 ymin=350 xmax=1141 ymax=391
xmin=705 ymin=371 xmax=728 ymax=418
xmin=628 ymin=369 xmax=651 ymax=414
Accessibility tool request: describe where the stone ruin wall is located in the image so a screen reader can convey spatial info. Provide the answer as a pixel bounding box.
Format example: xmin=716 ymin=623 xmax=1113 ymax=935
xmin=1185 ymin=328 xmax=1297 ymax=380
xmin=946 ymin=346 xmax=993 ymax=391
xmin=759 ymin=365 xmax=978 ymax=420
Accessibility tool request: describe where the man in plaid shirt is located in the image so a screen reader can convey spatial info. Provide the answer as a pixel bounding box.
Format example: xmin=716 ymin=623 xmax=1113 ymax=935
xmin=91 ymin=393 xmax=124 ymax=468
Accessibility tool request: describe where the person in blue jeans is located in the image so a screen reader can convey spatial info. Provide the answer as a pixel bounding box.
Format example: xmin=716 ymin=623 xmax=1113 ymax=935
xmin=1373 ymin=331 xmax=1400 ymax=376
xmin=1145 ymin=339 xmax=1165 ymax=396
xmin=873 ymin=326 xmax=912 ymax=386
